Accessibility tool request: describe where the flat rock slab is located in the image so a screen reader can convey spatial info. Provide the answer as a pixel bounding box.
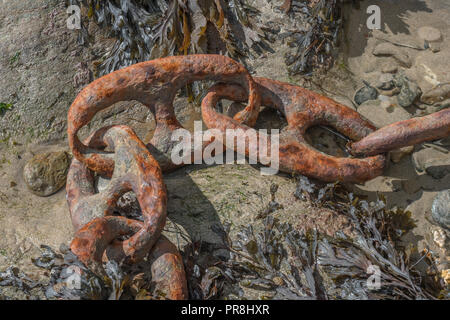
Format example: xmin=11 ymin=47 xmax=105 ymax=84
xmin=357 ymin=100 xmax=411 ymax=128
xmin=418 ymin=26 xmax=442 ymax=43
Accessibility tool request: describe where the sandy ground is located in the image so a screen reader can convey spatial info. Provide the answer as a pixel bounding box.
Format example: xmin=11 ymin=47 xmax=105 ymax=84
xmin=0 ymin=0 xmax=448 ymax=292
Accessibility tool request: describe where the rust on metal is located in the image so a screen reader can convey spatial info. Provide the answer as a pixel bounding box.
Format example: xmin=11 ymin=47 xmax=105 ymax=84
xmin=66 ymin=125 xmax=187 ymax=299
xmin=348 ymin=108 xmax=450 ymax=156
xmin=65 ymin=54 xmax=450 ymax=300
xmin=67 ymin=54 xmax=261 ymax=175
xmin=201 ymin=77 xmax=386 ymax=183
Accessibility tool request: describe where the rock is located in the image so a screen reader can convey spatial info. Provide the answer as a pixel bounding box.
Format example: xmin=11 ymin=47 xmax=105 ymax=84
xmin=372 ymin=43 xmax=412 ymax=68
xmin=376 ymin=74 xmax=395 ymax=90
xmin=357 ymin=100 xmax=411 ymax=128
xmin=421 ymin=84 xmax=450 ymax=105
xmin=354 ymin=82 xmax=378 ymax=105
xmin=390 ymin=146 xmax=414 ymax=163
xmin=423 ymin=158 xmax=450 ymax=179
xmin=383 ymin=87 xmax=401 ymax=97
xmin=429 ymin=42 xmax=441 ymax=53
xmin=431 ymin=190 xmax=450 ymax=229
xmin=417 ymin=26 xmax=442 ymax=43
xmin=382 ymin=61 xmax=398 ymax=74
xmin=23 ymin=151 xmax=71 ymax=197
xmin=412 ymin=147 xmax=448 ymax=173
xmin=394 ymin=75 xmax=422 ymax=107
xmin=432 ymin=228 xmax=446 ymax=248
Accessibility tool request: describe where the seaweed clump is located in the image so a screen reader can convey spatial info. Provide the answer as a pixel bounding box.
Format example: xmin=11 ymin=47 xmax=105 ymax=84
xmin=282 ymin=0 xmax=342 ymax=75
xmin=189 ymin=176 xmax=446 ymax=300
xmin=69 ymin=0 xmax=265 ymax=76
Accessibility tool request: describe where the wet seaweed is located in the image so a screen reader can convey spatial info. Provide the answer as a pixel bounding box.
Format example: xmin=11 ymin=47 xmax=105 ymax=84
xmin=283 ymin=0 xmax=342 ymax=75
xmin=68 ymin=0 xmax=265 ymax=76
xmin=199 ymin=176 xmax=445 ymax=300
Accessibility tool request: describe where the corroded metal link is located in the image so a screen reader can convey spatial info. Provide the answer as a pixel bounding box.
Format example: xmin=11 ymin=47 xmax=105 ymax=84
xmin=66 ymin=125 xmax=188 ymax=299
xmin=348 ymin=108 xmax=450 ymax=156
xmin=68 ymin=54 xmax=261 ymax=176
xmin=201 ymin=78 xmax=387 ymax=183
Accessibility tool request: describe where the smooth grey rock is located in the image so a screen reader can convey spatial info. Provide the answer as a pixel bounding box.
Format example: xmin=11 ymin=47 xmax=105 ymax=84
xmin=424 ymin=158 xmax=450 ymax=179
xmin=394 ymin=75 xmax=422 ymax=107
xmin=354 ymin=83 xmax=378 ymax=105
xmin=431 ymin=190 xmax=450 ymax=229
xmin=23 ymin=151 xmax=70 ymax=197
xmin=376 ymin=74 xmax=395 ymax=90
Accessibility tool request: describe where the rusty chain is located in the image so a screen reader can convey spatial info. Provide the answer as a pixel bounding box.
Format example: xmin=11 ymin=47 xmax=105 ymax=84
xmin=66 ymin=54 xmax=449 ymax=299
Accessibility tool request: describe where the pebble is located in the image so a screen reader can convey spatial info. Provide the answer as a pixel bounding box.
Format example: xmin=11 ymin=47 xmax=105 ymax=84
xmin=381 ymin=61 xmax=398 ymax=74
xmin=354 ymin=82 xmax=378 ymax=105
xmin=383 ymin=87 xmax=400 ymax=97
xmin=412 ymin=148 xmax=449 ymax=174
xmin=424 ymin=158 xmax=450 ymax=179
xmin=373 ymin=43 xmax=412 ymax=68
xmin=432 ymin=228 xmax=446 ymax=248
xmin=23 ymin=151 xmax=71 ymax=197
xmin=429 ymin=42 xmax=441 ymax=53
xmin=421 ymin=83 xmax=450 ymax=105
xmin=431 ymin=190 xmax=450 ymax=229
xmin=417 ymin=26 xmax=442 ymax=43
xmin=394 ymin=75 xmax=422 ymax=107
xmin=376 ymin=74 xmax=395 ymax=90
xmin=390 ymin=146 xmax=414 ymax=163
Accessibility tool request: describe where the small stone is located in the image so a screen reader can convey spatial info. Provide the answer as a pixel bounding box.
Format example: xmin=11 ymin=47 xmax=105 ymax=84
xmin=383 ymin=87 xmax=401 ymax=97
xmin=23 ymin=151 xmax=71 ymax=197
xmin=431 ymin=190 xmax=450 ymax=229
xmin=390 ymin=146 xmax=414 ymax=163
xmin=421 ymin=84 xmax=450 ymax=105
xmin=424 ymin=158 xmax=450 ymax=179
xmin=354 ymin=82 xmax=378 ymax=105
xmin=418 ymin=26 xmax=442 ymax=43
xmin=382 ymin=61 xmax=398 ymax=74
xmin=433 ymin=228 xmax=446 ymax=248
xmin=373 ymin=43 xmax=412 ymax=68
xmin=429 ymin=42 xmax=441 ymax=53
xmin=412 ymin=147 xmax=448 ymax=173
xmin=376 ymin=74 xmax=395 ymax=90
xmin=394 ymin=75 xmax=422 ymax=107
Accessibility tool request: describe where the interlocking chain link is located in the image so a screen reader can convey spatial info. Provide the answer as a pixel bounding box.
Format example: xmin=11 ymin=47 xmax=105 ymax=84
xmin=66 ymin=54 xmax=449 ymax=300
